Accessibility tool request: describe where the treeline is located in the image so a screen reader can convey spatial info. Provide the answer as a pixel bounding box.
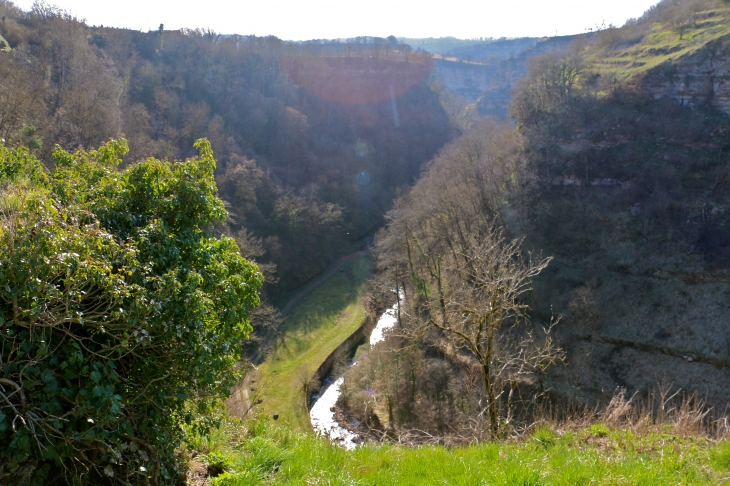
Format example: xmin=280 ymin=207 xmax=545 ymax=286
xmin=0 ymin=0 xmax=451 ymax=302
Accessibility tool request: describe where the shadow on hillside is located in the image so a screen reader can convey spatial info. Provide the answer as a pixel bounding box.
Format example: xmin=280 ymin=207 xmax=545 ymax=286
xmin=267 ymin=260 xmax=365 ymax=359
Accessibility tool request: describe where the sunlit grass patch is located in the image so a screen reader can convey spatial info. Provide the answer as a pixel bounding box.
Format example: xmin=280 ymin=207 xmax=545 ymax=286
xmin=253 ymin=255 xmax=371 ymax=430
xmin=190 ymin=417 xmax=730 ymax=485
xmin=587 ymin=11 xmax=730 ymax=83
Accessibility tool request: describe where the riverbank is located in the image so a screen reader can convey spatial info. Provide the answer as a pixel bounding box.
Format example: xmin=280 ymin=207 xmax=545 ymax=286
xmin=246 ymin=255 xmax=372 ymax=430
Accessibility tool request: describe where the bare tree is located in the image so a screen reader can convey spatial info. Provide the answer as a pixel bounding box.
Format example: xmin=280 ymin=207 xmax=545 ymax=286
xmin=425 ymin=228 xmax=563 ymax=435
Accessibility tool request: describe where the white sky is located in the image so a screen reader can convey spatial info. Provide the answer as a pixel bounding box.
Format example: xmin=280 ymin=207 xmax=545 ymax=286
xmin=11 ymin=0 xmax=661 ymax=40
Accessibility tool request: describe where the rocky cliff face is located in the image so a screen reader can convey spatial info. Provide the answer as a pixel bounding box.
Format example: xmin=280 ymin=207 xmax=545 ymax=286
xmin=516 ymin=74 xmax=730 ymax=409
xmin=643 ymin=35 xmax=730 ymax=114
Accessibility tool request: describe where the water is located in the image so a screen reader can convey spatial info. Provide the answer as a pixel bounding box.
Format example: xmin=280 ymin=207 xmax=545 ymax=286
xmin=369 ymin=302 xmax=399 ymax=347
xmin=309 ymin=298 xmax=401 ymax=448
xmin=309 ymin=376 xmax=360 ymax=450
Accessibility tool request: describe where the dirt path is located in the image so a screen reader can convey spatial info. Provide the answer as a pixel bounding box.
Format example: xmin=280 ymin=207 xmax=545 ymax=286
xmin=226 ymin=250 xmax=370 ymax=419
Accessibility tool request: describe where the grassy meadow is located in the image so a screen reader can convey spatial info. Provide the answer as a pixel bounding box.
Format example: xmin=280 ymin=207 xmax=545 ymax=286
xmin=251 ymin=255 xmax=371 ymax=430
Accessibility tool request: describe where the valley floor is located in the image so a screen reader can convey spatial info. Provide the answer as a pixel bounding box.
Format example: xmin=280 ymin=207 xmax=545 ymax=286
xmin=244 ymin=255 xmax=371 ymax=430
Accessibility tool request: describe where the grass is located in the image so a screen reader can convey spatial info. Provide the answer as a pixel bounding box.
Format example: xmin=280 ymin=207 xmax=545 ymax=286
xmin=582 ymin=7 xmax=730 ymax=83
xmin=190 ymin=417 xmax=730 ymax=485
xmin=252 ymin=255 xmax=371 ymax=431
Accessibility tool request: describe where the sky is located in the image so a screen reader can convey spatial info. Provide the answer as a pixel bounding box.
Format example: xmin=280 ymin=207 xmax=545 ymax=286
xmin=11 ymin=0 xmax=661 ymax=40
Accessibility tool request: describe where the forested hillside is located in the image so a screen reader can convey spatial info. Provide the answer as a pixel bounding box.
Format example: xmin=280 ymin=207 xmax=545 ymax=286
xmin=512 ymin=0 xmax=730 ymax=408
xmin=340 ymin=0 xmax=730 ymax=440
xmin=0 ymin=1 xmax=451 ymax=302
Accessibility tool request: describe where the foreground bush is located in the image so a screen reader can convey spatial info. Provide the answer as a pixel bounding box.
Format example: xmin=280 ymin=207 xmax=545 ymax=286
xmin=0 ymin=139 xmax=262 ymax=484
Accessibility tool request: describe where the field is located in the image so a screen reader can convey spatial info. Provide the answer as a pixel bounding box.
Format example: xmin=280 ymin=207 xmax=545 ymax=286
xmin=250 ymin=255 xmax=371 ymax=430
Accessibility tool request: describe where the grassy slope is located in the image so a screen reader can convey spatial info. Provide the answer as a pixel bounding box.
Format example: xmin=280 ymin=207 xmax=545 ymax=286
xmin=252 ymin=255 xmax=371 ymax=431
xmin=587 ymin=7 xmax=730 ymax=82
xmin=196 ymin=419 xmax=730 ymax=485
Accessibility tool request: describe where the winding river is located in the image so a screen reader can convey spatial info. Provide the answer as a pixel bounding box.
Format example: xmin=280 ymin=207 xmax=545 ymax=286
xmin=309 ymin=299 xmax=400 ymax=449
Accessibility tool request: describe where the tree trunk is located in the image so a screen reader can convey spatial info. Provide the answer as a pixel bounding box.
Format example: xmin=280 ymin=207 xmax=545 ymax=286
xmin=433 ymin=257 xmax=447 ymax=326
xmin=481 ymin=361 xmax=498 ymax=435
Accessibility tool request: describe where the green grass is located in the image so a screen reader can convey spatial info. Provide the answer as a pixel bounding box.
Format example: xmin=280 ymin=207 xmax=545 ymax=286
xmin=193 ymin=417 xmax=730 ymax=485
xmin=584 ymin=7 xmax=730 ymax=83
xmin=253 ymin=255 xmax=371 ymax=430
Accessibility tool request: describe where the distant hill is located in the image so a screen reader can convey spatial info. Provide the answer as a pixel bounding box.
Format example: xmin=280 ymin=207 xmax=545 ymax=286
xmin=404 ymin=34 xmax=587 ymax=112
xmin=396 ymin=36 xmax=489 ymax=53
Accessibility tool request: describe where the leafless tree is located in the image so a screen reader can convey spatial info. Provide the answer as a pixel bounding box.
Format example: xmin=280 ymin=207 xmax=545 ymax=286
xmin=424 ymin=228 xmax=563 ymax=435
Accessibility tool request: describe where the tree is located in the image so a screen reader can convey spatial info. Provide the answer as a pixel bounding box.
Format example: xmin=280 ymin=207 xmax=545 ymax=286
xmin=0 ymin=138 xmax=262 ymax=484
xmin=0 ymin=55 xmax=45 ymax=146
xmin=427 ymin=229 xmax=563 ymax=435
xmin=372 ymin=122 xmax=561 ymax=437
xmin=511 ymin=50 xmax=583 ymax=127
xmin=269 ymin=190 xmax=344 ymax=290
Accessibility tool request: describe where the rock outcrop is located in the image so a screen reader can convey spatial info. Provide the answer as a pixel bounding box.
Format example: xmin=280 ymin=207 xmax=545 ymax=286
xmin=643 ymin=35 xmax=730 ymax=114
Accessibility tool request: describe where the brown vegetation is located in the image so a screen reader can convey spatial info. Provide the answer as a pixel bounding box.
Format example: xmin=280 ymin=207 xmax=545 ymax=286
xmin=340 ymin=381 xmax=730 ymax=446
xmin=0 ymin=1 xmax=451 ymax=303
xmin=339 ymin=122 xmax=565 ymax=438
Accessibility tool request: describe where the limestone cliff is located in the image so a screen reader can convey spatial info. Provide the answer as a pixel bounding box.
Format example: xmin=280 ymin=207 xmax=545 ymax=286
xmin=643 ymin=35 xmax=730 ymax=114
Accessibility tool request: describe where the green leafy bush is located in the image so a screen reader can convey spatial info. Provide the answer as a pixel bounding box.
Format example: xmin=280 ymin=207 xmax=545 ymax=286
xmin=0 ymin=139 xmax=262 ymax=484
xmin=211 ymin=470 xmax=264 ymax=486
xmin=204 ymin=451 xmax=233 ymax=477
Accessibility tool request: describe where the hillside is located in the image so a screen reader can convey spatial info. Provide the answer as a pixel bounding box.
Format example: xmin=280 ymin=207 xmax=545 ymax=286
xmin=499 ymin=0 xmax=730 ymax=410
xmin=333 ymin=0 xmax=730 ymax=442
xmin=507 ymin=0 xmax=730 ymax=409
xmin=0 ymin=2 xmax=451 ymax=302
xmin=412 ymin=4 xmax=730 ymax=121
xmin=5 ymin=0 xmax=730 ymax=483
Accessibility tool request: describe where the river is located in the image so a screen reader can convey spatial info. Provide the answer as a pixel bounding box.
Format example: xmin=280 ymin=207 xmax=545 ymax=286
xmin=309 ymin=298 xmax=400 ymax=449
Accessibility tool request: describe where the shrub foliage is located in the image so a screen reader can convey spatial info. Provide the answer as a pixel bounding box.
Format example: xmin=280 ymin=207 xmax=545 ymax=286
xmin=0 ymin=139 xmax=262 ymax=484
